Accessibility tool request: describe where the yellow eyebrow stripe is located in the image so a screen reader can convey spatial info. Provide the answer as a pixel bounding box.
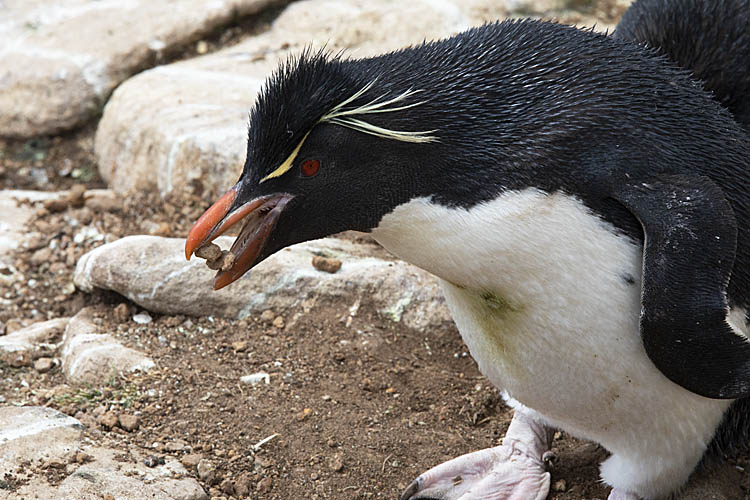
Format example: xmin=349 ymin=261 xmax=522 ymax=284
xmin=259 ymin=130 xmax=312 ymax=183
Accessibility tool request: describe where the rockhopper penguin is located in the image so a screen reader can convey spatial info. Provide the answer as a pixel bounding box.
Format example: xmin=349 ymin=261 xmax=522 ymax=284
xmin=185 ymin=0 xmax=750 ymax=498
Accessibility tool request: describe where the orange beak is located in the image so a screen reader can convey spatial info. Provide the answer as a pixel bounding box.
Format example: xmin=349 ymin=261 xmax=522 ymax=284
xmin=185 ymin=187 xmax=294 ymax=289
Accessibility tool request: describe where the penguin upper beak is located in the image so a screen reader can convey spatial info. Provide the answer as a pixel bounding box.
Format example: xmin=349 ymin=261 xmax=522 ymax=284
xmin=185 ymin=185 xmax=294 ymax=289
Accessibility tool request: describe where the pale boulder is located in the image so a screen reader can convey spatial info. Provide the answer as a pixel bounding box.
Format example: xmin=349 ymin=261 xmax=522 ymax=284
xmin=0 ymin=406 xmax=84 ymax=476
xmin=0 ymin=0 xmax=278 ymax=138
xmin=0 ymin=317 xmax=70 ymax=358
xmin=74 ymin=235 xmax=453 ymax=331
xmin=0 ymin=407 xmax=206 ymax=500
xmin=60 ymin=308 xmax=155 ymax=384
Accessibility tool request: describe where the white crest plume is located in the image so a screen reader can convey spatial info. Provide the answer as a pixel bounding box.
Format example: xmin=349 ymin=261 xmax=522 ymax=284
xmin=320 ymin=81 xmax=438 ymax=143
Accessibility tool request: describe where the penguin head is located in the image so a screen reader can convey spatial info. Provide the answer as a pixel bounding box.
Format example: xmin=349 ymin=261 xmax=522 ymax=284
xmin=184 ymin=50 xmax=440 ymax=288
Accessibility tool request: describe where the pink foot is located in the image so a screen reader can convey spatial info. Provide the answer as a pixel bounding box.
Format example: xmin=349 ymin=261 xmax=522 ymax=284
xmin=401 ymin=411 xmax=552 ymax=500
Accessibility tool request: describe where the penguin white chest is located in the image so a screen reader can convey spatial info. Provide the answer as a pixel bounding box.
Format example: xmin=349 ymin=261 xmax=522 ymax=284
xmin=371 ymin=189 xmax=730 ymax=449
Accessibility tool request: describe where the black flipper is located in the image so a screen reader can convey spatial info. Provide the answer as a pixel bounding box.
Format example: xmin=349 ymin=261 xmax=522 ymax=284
xmin=611 ymin=174 xmax=750 ymax=399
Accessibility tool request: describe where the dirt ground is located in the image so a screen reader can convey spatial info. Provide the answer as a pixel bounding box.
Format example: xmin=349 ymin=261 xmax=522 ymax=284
xmin=1 ymin=2 xmax=749 ymax=499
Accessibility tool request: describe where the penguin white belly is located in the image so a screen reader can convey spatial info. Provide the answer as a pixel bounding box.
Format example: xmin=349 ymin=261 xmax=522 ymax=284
xmin=372 ymin=188 xmax=732 ymax=487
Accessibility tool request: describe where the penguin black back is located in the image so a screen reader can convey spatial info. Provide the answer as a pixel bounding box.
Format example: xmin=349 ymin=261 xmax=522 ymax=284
xmin=614 ymin=0 xmax=750 ymax=130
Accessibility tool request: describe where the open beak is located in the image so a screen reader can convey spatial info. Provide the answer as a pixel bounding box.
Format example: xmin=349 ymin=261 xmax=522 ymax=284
xmin=185 ymin=186 xmax=294 ymax=290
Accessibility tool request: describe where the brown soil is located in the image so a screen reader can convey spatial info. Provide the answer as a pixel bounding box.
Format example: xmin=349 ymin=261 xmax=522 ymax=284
xmin=1 ymin=3 xmax=748 ymax=500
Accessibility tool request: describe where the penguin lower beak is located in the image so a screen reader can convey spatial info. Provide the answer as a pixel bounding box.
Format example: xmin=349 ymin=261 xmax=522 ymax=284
xmin=185 ymin=187 xmax=294 ymax=290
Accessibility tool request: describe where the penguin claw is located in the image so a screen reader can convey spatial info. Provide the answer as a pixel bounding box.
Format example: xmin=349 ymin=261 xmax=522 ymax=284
xmin=399 ymin=478 xmax=424 ymax=500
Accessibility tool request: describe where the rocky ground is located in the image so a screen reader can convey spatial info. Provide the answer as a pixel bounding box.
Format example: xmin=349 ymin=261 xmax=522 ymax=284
xmin=1 ymin=1 xmax=749 ymax=500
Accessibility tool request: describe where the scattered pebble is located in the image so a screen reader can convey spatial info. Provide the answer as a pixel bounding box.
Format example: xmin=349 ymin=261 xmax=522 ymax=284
xmin=196 ymin=40 xmax=209 ymax=54
xmin=312 ymin=255 xmax=342 ymax=273
xmin=295 ymin=408 xmax=312 ymax=422
xmin=234 ymin=472 xmax=252 ymax=497
xmin=272 ymin=316 xmax=285 ymax=329
xmin=330 ymin=456 xmax=344 ymax=472
xmin=165 ymin=440 xmax=186 ymax=452
xmin=240 ymin=372 xmax=270 ymax=386
xmin=259 ymin=310 xmax=275 ymax=322
xmin=181 ymin=453 xmax=203 ymax=469
xmin=256 ymin=477 xmax=272 ymax=494
xmin=33 ymin=357 xmax=55 ymax=373
xmin=220 ymin=478 xmax=236 ymax=495
xmin=144 ymin=455 xmax=166 ymax=468
xmin=2 ymin=350 xmax=32 ymax=368
xmin=132 ymin=312 xmax=152 ymax=324
xmin=113 ymin=303 xmax=131 ymax=323
xmin=118 ymin=413 xmax=140 ymax=431
xmin=231 ymin=340 xmax=248 ymax=352
xmin=75 ymin=451 xmax=93 ymax=464
xmin=553 ymin=479 xmax=567 ymax=492
xmin=197 ymin=459 xmax=216 ymax=482
xmin=97 ymin=411 xmax=119 ymax=430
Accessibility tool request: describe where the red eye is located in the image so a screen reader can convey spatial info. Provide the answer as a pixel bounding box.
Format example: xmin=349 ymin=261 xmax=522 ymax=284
xmin=301 ymin=159 xmax=320 ymax=177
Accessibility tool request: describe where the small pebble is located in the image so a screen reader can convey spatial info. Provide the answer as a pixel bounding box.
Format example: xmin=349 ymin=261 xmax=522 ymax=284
xmin=220 ymin=478 xmax=236 ymax=495
xmin=132 ymin=312 xmax=152 ymax=324
xmin=195 ymin=243 xmax=222 ymax=261
xmin=2 ymin=350 xmax=32 ymax=368
xmin=553 ymin=479 xmax=567 ymax=492
xmin=165 ymin=440 xmax=186 ymax=452
xmin=312 ymin=255 xmax=342 ymax=273
xmin=113 ymin=303 xmax=131 ymax=323
xmin=181 ymin=453 xmax=203 ymax=469
xmin=260 ymin=310 xmax=275 ymax=322
xmin=272 ymin=316 xmax=285 ymax=329
xmin=197 ymin=459 xmax=216 ymax=482
xmin=330 ymin=456 xmax=344 ymax=472
xmin=231 ymin=340 xmax=248 ymax=352
xmin=205 ymin=251 xmax=235 ymax=271
xmin=295 ymin=408 xmax=312 ymax=422
xmin=97 ymin=412 xmax=119 ymax=430
xmin=118 ymin=413 xmax=140 ymax=431
xmin=240 ymin=372 xmax=270 ymax=385
xmin=33 ymin=357 xmax=54 ymax=373
xmin=256 ymin=477 xmax=272 ymax=493
xmin=144 ymin=455 xmax=166 ymax=468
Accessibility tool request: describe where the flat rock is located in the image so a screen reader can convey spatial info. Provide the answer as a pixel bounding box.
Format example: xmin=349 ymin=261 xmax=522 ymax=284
xmin=61 ymin=307 xmax=155 ymax=384
xmin=0 ymin=317 xmax=70 ymax=358
xmin=0 ymin=406 xmax=84 ymax=476
xmin=0 ymin=0 xmax=278 ymax=138
xmin=74 ymin=235 xmax=452 ymax=331
xmin=1 ymin=407 xmax=206 ymax=500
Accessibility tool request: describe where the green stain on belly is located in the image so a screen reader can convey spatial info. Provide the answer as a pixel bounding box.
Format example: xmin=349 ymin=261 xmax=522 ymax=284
xmin=442 ymin=282 xmax=529 ymax=379
xmin=480 ymin=290 xmax=521 ymax=320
